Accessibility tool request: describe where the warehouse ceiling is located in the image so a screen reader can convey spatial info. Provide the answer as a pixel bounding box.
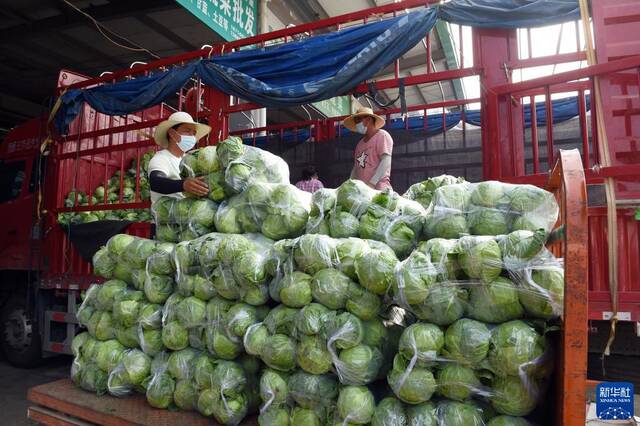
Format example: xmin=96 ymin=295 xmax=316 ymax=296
xmin=0 ymin=0 xmax=460 ymax=134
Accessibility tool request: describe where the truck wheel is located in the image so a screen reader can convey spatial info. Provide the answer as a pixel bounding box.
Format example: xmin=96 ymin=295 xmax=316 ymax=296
xmin=0 ymin=296 xmax=42 ymax=368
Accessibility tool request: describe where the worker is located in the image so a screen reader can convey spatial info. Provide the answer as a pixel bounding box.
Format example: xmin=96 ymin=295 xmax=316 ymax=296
xmin=295 ymin=165 xmax=324 ymax=193
xmin=343 ymin=107 xmax=393 ymax=190
xmin=148 ymin=111 xmax=211 ymax=205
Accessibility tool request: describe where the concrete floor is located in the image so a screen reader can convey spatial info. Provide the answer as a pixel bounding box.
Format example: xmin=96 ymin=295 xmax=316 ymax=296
xmin=0 ymin=355 xmax=70 ymax=426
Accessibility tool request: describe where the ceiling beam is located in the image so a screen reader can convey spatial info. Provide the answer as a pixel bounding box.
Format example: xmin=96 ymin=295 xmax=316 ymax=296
xmin=134 ymin=14 xmax=197 ymax=52
xmin=52 ymin=31 xmax=131 ymax=70
xmin=0 ymin=0 xmax=178 ymax=45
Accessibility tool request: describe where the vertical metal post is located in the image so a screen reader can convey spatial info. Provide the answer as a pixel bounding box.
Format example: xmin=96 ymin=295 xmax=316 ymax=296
xmin=545 ymin=85 xmax=555 ymax=168
xmin=530 ymin=95 xmax=539 ymax=173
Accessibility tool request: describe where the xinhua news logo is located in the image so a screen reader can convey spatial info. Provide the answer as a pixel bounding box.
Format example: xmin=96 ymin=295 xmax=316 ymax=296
xmin=596 ymin=382 xmax=634 ymax=420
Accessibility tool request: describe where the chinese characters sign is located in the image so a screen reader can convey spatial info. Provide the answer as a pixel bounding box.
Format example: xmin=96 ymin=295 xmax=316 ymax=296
xmin=176 ymin=0 xmax=257 ymax=42
xmin=596 ymin=382 xmax=634 ymax=420
xmin=312 ymin=96 xmax=351 ymax=119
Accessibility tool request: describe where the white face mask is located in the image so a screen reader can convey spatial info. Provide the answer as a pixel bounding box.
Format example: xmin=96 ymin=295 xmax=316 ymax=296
xmin=355 ymin=122 xmax=367 ymax=135
xmin=177 ymin=134 xmax=197 ymax=152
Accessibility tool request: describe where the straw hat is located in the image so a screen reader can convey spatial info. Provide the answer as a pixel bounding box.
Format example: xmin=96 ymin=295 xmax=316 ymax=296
xmin=154 ymin=111 xmax=211 ymax=148
xmin=343 ymin=107 xmax=385 ymax=132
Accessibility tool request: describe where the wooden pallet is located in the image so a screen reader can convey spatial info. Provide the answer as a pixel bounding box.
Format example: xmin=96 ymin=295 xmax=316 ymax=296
xmin=27 ymin=379 xmax=258 ymax=426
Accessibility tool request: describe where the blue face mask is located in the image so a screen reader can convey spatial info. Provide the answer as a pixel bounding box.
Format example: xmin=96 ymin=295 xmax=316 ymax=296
xmin=355 ymin=122 xmax=367 ymax=135
xmin=177 ymin=134 xmax=197 ymax=152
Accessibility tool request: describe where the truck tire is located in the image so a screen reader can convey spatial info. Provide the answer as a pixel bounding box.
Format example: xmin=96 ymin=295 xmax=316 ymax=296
xmin=0 ymin=296 xmax=43 ymax=368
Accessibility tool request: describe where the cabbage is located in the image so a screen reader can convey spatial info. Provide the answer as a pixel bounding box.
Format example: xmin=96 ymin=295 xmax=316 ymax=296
xmin=406 ymin=402 xmax=437 ymax=426
xmin=296 ymin=335 xmax=332 ymax=375
xmin=174 ymin=379 xmax=198 ymax=410
xmin=345 ymin=282 xmax=382 ymax=320
xmin=436 ymin=364 xmax=481 ymax=401
xmin=310 ymin=268 xmax=352 ymax=310
xmin=259 ymin=368 xmax=289 ymax=408
xmin=291 ymin=407 xmax=323 ymax=426
xmin=114 ymin=325 xmax=139 ymax=348
xmin=107 ymin=234 xmax=135 ymax=257
xmin=457 ymin=236 xmax=502 ymax=281
xmin=436 ymin=401 xmax=485 ymax=426
xmin=161 ymin=321 xmax=189 ymax=351
xmin=337 ymin=386 xmax=375 ymax=425
xmin=167 ymin=348 xmax=198 ymax=380
xmin=146 ymin=372 xmax=175 ymax=408
xmin=499 ymin=229 xmax=546 ymax=261
xmin=323 ymin=311 xmax=363 ymax=350
xmin=296 ymin=303 xmax=330 ymax=336
xmin=329 ymin=210 xmax=360 ymax=238
xmin=95 ymin=340 xmax=126 ymax=373
xmin=393 ymin=251 xmax=437 ymax=306
xmin=491 ymin=375 xmax=539 ymax=416
xmin=175 ymin=296 xmax=207 ymax=328
xmin=244 ymin=324 xmax=269 ymax=356
xmin=412 ymin=283 xmax=468 ymax=326
xmin=468 ymin=208 xmax=510 ymax=236
xmin=361 ymin=319 xmax=388 ymax=349
xmin=518 ymin=268 xmax=564 ymax=320
xmin=388 ymin=354 xmax=436 ymax=404
xmin=139 ymin=329 xmax=164 ymax=356
xmin=416 ymin=238 xmax=460 ymax=281
xmin=470 ymin=181 xmax=507 ymax=207
xmin=354 ymin=248 xmax=398 ymax=295
xmin=294 ymin=234 xmax=337 ymax=275
xmin=144 ymin=274 xmax=174 ymax=304
xmin=259 ymin=407 xmax=291 ymax=425
xmin=71 ymin=332 xmax=90 ymax=357
xmin=96 ymin=280 xmax=127 ymax=311
xmin=79 ymin=363 xmax=108 ymax=395
xmin=467 ymin=277 xmax=524 ymax=323
xmin=336 ymin=179 xmax=375 ymax=216
xmin=425 ymin=213 xmax=468 ymax=240
xmin=487 ymin=416 xmax=532 ymax=426
xmin=372 ymin=397 xmax=408 ymax=426
xmin=443 ymin=318 xmax=491 ymax=365
xmin=278 ymin=271 xmax=313 ymax=308
xmin=205 ymin=327 xmax=242 ymax=360
xmin=92 ymin=247 xmax=115 ymax=278
xmin=88 ymin=311 xmax=115 ymax=341
xmin=337 ymin=344 xmax=383 ymax=385
xmin=335 ymin=238 xmax=368 ymax=280
xmin=398 ymin=323 xmax=444 ymax=364
xmin=262 ymin=334 xmax=296 ymax=371
xmin=488 ymin=320 xmax=546 ymax=377
xmin=112 ymin=291 xmax=144 ymax=327
xmin=287 ymin=371 xmax=338 ymax=409
xmin=403 ymin=175 xmax=464 ymax=208
xmin=264 ymin=305 xmax=298 ymax=336
xmin=233 ymin=250 xmax=269 ymax=287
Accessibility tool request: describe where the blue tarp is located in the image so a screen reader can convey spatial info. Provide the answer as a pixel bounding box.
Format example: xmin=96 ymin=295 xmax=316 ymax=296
xmin=54 ymin=0 xmax=581 ymax=134
xmin=243 ymin=95 xmax=591 ymax=146
xmin=438 ymin=0 xmax=580 ymax=29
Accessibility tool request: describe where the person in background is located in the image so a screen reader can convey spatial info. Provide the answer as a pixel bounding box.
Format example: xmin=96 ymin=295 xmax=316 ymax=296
xmin=343 ymin=107 xmax=393 ymax=190
xmin=148 ymin=111 xmax=211 ymax=205
xmin=295 ymin=165 xmax=324 ymax=193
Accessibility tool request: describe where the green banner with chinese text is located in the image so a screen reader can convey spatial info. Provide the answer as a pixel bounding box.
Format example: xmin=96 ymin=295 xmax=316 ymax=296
xmin=176 ymin=0 xmax=257 ymax=42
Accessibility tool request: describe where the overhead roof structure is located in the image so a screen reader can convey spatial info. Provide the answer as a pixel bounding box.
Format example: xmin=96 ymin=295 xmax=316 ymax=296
xmin=0 ymin=0 xmax=461 ymax=134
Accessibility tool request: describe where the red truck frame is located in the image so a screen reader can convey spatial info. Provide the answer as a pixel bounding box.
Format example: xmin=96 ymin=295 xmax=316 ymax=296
xmin=0 ymin=2 xmax=637 ymax=421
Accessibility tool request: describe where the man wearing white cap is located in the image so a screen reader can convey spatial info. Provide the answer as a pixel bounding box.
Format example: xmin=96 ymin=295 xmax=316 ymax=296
xmin=343 ymin=107 xmax=393 ymax=190
xmin=148 ymin=111 xmax=212 ymax=205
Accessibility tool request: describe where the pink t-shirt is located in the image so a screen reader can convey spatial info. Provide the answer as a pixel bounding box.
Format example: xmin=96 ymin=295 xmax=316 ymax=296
xmin=353 ymin=129 xmax=393 ymax=190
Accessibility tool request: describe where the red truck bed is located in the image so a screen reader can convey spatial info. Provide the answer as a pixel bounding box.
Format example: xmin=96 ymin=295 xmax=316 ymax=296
xmin=27 ymin=379 xmax=258 ymax=426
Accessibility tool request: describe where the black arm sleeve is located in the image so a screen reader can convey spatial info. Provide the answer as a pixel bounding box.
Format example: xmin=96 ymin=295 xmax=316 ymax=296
xmin=149 ymin=171 xmax=184 ymax=194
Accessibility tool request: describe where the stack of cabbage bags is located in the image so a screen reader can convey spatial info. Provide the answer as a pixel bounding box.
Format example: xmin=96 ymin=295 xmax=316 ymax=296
xmin=73 ymin=164 xmax=563 ymax=426
xmin=424 ymin=180 xmax=559 ymax=239
xmin=155 ymin=137 xmax=310 ymax=243
xmin=307 ymin=180 xmax=427 ymax=259
xmin=58 ymin=151 xmax=154 ymax=225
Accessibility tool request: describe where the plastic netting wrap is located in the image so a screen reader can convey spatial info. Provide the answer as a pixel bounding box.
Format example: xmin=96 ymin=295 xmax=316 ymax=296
xmin=180 ymin=137 xmax=290 ymax=196
xmin=403 ymin=175 xmax=466 ymax=209
xmin=385 ymin=318 xmax=552 ymax=418
xmin=392 ymin=231 xmax=564 ymax=325
xmin=424 ymin=181 xmax=559 ymax=239
xmin=214 ymin=181 xmax=312 ymax=240
xmin=152 ymin=196 xmax=219 ymax=242
xmin=306 ymin=180 xmax=428 ymax=259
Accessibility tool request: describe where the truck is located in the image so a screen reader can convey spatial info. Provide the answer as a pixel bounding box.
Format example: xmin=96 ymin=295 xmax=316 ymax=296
xmin=0 ymin=0 xmax=638 ymax=424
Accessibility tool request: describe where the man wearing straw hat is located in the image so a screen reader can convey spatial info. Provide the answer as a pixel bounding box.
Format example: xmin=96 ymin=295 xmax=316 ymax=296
xmin=343 ymin=107 xmax=394 ymax=190
xmin=148 ymin=111 xmax=212 ymax=205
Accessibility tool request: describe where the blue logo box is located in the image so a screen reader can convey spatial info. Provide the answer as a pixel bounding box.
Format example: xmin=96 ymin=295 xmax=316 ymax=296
xmin=596 ymin=382 xmax=634 ymax=420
